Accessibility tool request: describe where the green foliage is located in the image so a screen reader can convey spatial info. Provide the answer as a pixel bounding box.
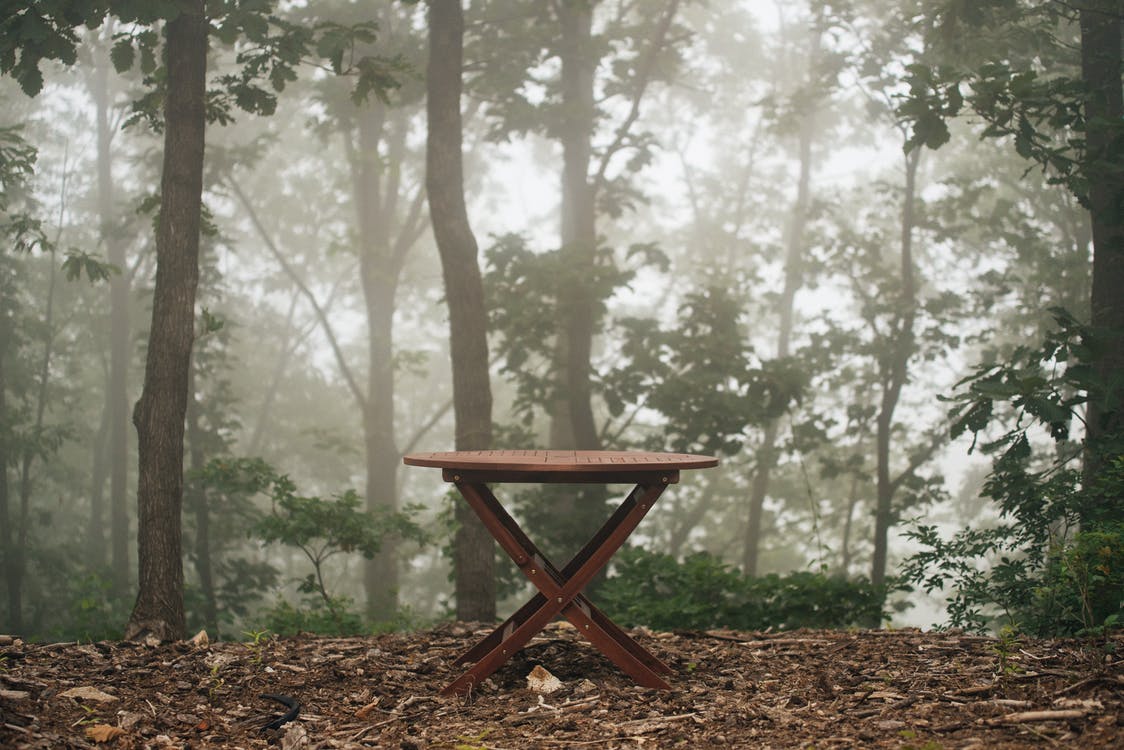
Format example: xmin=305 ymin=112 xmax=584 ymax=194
xmin=598 ymin=548 xmax=887 ymax=632
xmin=49 ymin=572 xmax=130 ymax=642
xmin=897 ymin=2 xmax=1115 ymax=207
xmin=605 ymin=282 xmax=805 ymax=456
xmin=260 ymin=595 xmax=365 ymax=637
xmin=902 ymin=310 xmax=1124 ymax=635
xmin=484 ymin=233 xmax=643 ymax=423
xmin=61 ymin=251 xmax=116 ymax=283
xmin=1 ymin=1 xmax=406 ymax=130
xmin=252 ymin=469 xmax=428 ymax=633
xmin=0 ymin=2 xmax=176 ymax=96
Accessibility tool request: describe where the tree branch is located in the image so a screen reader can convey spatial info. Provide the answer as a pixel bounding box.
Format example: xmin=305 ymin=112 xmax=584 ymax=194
xmin=227 ymin=173 xmax=367 ymax=410
xmin=592 ymin=0 xmax=681 ymax=192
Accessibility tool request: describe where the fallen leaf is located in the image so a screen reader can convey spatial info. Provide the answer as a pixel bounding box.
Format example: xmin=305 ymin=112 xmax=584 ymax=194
xmin=60 ymin=686 xmax=119 ymax=703
xmin=85 ymin=724 xmax=126 ymax=743
xmin=355 ymin=698 xmax=381 ymax=720
xmin=0 ymin=689 xmax=30 ymax=701
xmin=189 ymin=629 xmax=209 ymax=648
xmin=526 ymin=665 xmax=562 ymax=694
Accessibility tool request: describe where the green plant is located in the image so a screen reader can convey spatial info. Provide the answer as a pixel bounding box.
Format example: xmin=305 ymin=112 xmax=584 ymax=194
xmin=598 ymin=548 xmax=887 ymax=631
xmin=261 ymin=596 xmax=366 ymax=637
xmin=991 ymin=624 xmax=1023 ymax=675
xmin=902 ymin=309 xmax=1124 ymax=636
xmin=206 ymin=664 xmax=225 ymax=704
xmin=242 ymin=628 xmax=272 ymax=664
xmin=75 ymin=703 xmax=100 ymax=726
xmin=252 ymin=471 xmax=428 ymax=634
xmin=454 ymin=729 xmax=492 ymax=750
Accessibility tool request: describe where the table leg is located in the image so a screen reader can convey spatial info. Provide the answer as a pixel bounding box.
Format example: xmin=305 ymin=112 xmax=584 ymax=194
xmin=442 ymin=480 xmax=672 ymax=695
xmin=454 ymin=484 xmax=672 ymax=676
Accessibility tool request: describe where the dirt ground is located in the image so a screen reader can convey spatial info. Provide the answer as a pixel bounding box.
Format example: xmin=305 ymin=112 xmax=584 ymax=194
xmin=1 ymin=623 xmax=1121 ymax=749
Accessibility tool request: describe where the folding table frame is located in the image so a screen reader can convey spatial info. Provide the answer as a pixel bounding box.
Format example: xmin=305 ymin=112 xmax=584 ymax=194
xmin=443 ymin=468 xmax=673 ymax=695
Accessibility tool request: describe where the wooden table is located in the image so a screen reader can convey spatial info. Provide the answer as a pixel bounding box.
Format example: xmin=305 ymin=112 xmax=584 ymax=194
xmin=402 ymin=449 xmax=718 ymax=695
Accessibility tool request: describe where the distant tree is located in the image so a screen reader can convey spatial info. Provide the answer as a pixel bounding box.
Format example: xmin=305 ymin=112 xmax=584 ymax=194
xmin=426 ymin=0 xmax=496 ymax=621
xmin=469 ymin=0 xmax=690 ymax=557
xmin=85 ymin=28 xmax=133 ymax=595
xmin=899 ymin=0 xmax=1123 ymax=520
xmin=2 ymin=0 xmax=406 ymax=641
xmin=744 ymin=12 xmax=829 ymax=577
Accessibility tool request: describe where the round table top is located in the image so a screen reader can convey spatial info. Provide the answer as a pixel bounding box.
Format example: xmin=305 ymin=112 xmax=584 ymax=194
xmin=403 ymin=449 xmax=718 ymax=473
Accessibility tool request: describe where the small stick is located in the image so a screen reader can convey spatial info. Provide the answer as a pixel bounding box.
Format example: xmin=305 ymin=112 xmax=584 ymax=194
xmin=987 ymin=709 xmax=1086 ymax=725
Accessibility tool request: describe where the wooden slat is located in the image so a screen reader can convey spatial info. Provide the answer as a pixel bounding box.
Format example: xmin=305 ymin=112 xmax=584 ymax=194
xmin=404 ymin=449 xmax=717 ymax=473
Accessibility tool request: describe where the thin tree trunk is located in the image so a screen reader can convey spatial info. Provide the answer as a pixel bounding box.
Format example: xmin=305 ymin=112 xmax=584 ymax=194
xmin=126 ymin=0 xmax=207 ymax=642
xmin=1079 ymin=0 xmax=1124 ymax=495
xmin=554 ymin=0 xmax=600 ymax=453
xmin=185 ymin=362 xmax=218 ymax=636
xmin=353 ymin=102 xmax=402 ymax=620
xmin=89 ymin=387 xmax=110 ymax=565
xmin=743 ymin=69 xmax=816 ymax=576
xmin=93 ymin=37 xmax=131 ymax=594
xmin=13 ymin=243 xmax=59 ymax=635
xmin=840 ymin=471 xmax=860 ymax=575
xmin=870 ymin=147 xmax=921 ymax=593
xmin=427 ymin=0 xmax=495 ymax=622
xmin=0 ymin=335 xmax=17 ymax=632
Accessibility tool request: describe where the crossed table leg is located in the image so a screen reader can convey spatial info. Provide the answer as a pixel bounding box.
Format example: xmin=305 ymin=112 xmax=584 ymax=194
xmin=441 ymin=469 xmax=677 ymax=696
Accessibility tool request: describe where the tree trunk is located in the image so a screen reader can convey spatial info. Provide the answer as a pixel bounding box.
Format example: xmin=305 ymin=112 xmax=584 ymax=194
xmin=89 ymin=389 xmax=110 ymax=565
xmin=743 ymin=53 xmax=817 ymax=575
xmin=93 ymin=39 xmax=131 ymax=594
xmin=185 ymin=362 xmax=218 ymax=636
xmin=870 ymin=147 xmax=921 ymax=593
xmin=353 ymin=102 xmax=402 ymax=621
xmin=554 ymin=0 xmax=600 ymax=453
xmin=126 ymin=0 xmax=207 ymax=642
xmin=426 ymin=0 xmax=496 ymax=622
xmin=1079 ymin=0 xmax=1124 ymax=497
xmin=0 ymin=349 xmax=18 ymax=633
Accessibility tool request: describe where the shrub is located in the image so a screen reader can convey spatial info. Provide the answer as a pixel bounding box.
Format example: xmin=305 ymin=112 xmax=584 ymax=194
xmin=902 ymin=310 xmax=1124 ymax=636
xmin=597 ymin=547 xmax=887 ymax=631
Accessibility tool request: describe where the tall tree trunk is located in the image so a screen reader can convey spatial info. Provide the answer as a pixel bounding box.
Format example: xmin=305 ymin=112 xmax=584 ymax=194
xmin=126 ymin=0 xmax=207 ymax=642
xmin=353 ymin=102 xmax=402 ymax=620
xmin=427 ymin=0 xmax=495 ymax=622
xmin=89 ymin=389 xmax=110 ymax=565
xmin=185 ymin=362 xmax=218 ymax=636
xmin=839 ymin=471 xmax=860 ymax=575
xmin=554 ymin=0 xmax=600 ymax=453
xmin=0 ymin=341 xmax=17 ymax=633
xmin=870 ymin=147 xmax=921 ymax=593
xmin=743 ymin=83 xmax=816 ymax=576
xmin=93 ymin=38 xmax=131 ymax=594
xmin=1080 ymin=0 xmax=1124 ymax=497
xmin=12 ymin=243 xmax=59 ymax=636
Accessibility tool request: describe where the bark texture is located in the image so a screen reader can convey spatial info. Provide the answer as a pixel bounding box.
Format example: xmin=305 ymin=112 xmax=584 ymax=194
xmin=426 ymin=0 xmax=496 ymax=621
xmin=125 ymin=0 xmax=207 ymax=642
xmin=1080 ymin=0 xmax=1124 ymax=494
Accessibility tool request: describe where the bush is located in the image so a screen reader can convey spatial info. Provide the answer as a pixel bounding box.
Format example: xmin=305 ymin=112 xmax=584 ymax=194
xmin=902 ymin=310 xmax=1124 ymax=636
xmin=597 ymin=547 xmax=887 ymax=631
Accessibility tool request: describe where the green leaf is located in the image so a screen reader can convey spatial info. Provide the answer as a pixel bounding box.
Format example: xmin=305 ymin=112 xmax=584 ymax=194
xmin=109 ymin=38 xmax=135 ymax=71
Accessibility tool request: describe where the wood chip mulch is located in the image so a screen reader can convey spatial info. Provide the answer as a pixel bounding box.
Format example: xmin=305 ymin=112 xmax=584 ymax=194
xmin=1 ymin=624 xmax=1122 ymax=748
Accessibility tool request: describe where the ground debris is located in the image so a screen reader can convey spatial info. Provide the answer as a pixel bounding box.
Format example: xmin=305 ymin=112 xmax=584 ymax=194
xmin=0 ymin=626 xmax=1120 ymax=747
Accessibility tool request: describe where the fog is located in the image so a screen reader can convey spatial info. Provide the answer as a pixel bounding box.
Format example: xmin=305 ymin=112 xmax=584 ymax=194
xmin=0 ymin=0 xmax=1107 ymax=642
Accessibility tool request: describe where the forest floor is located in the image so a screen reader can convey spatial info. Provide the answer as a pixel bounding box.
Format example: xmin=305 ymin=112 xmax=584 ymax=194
xmin=1 ymin=623 xmax=1122 ymax=749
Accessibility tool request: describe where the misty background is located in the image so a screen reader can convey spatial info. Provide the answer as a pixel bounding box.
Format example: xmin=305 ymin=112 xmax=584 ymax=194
xmin=0 ymin=0 xmax=1111 ymax=642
